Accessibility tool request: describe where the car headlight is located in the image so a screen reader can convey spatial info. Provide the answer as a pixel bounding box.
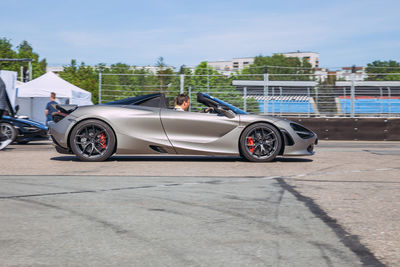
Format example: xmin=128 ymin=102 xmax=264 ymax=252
xmin=290 ymin=123 xmax=314 ymax=139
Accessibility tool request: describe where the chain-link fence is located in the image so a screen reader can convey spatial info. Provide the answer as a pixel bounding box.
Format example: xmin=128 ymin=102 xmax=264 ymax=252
xmin=99 ymin=72 xmax=400 ymax=118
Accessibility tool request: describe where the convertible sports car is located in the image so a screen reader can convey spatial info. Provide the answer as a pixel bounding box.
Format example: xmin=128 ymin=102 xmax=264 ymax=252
xmin=49 ymin=92 xmax=317 ymax=162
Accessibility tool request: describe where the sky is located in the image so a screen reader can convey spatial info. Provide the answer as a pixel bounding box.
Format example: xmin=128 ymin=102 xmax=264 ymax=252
xmin=1 ymin=0 xmax=399 ymax=68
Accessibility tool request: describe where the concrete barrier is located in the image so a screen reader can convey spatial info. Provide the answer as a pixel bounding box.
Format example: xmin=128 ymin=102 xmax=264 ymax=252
xmin=287 ymin=118 xmax=400 ymax=141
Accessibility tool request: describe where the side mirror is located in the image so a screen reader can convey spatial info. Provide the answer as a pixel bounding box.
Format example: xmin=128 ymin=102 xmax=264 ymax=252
xmin=15 ymin=105 xmax=20 ymax=114
xmin=216 ymin=106 xmax=235 ymax=118
xmin=223 ymin=109 xmax=236 ymax=119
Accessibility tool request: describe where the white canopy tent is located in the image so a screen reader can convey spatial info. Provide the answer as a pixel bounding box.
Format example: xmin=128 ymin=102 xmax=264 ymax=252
xmin=16 ymin=72 xmax=93 ymax=123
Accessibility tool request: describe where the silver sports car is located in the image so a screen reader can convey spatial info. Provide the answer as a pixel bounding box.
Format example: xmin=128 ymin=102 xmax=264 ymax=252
xmin=49 ymin=92 xmax=317 ymax=162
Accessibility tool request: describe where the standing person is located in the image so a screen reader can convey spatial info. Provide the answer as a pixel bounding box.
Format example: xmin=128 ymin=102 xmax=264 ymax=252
xmin=45 ymin=92 xmax=58 ymax=125
xmin=0 ymin=77 xmax=12 ymax=150
xmin=173 ymin=93 xmax=190 ymax=111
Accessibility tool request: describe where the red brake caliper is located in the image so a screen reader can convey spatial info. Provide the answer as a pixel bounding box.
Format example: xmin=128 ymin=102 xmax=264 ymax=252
xmin=100 ymin=133 xmax=107 ymax=149
xmin=247 ymin=137 xmax=255 ymax=153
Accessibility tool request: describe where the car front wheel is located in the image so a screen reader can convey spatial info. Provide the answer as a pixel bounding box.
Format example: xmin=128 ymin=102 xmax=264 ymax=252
xmin=240 ymin=123 xmax=282 ymax=162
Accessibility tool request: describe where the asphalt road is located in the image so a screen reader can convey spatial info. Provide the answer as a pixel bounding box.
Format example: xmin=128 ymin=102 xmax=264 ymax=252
xmin=1 ymin=141 xmax=399 ymax=266
xmin=0 ymin=175 xmax=363 ymax=267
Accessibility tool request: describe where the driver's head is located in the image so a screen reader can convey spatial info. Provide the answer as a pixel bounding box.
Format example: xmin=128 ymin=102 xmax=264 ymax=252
xmin=175 ymin=93 xmax=190 ymax=111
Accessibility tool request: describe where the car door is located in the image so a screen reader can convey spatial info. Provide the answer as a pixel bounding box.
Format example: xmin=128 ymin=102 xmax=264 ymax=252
xmin=109 ymin=105 xmax=175 ymax=154
xmin=160 ymin=109 xmax=241 ymax=155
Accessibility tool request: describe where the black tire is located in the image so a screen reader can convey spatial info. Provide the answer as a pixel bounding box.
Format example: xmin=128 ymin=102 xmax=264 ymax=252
xmin=69 ymin=119 xmax=116 ymax=162
xmin=239 ymin=123 xmax=282 ymax=162
xmin=0 ymin=122 xmax=17 ymax=143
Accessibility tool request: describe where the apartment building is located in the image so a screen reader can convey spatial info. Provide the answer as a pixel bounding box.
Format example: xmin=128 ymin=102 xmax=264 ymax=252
xmin=207 ymin=57 xmax=254 ymax=74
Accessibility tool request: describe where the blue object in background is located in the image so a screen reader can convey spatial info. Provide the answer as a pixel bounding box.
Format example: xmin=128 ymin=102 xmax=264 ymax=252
xmin=258 ymin=100 xmax=314 ymax=113
xmin=339 ymin=98 xmax=400 ymax=114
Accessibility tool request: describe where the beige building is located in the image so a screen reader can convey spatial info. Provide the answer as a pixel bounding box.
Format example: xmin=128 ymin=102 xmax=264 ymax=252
xmin=207 ymin=57 xmax=254 ymax=74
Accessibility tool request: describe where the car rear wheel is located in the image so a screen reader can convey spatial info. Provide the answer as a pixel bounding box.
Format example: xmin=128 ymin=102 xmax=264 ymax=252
xmin=0 ymin=122 xmax=17 ymax=143
xmin=240 ymin=123 xmax=282 ymax=162
xmin=70 ymin=119 xmax=116 ymax=162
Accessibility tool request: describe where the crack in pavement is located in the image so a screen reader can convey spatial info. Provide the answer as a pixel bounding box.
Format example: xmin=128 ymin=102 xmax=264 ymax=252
xmin=276 ymin=178 xmax=385 ymax=267
xmin=0 ymin=169 xmax=391 ymax=266
xmin=11 ymin=198 xmax=200 ymax=266
xmin=0 ymin=166 xmax=399 ymax=200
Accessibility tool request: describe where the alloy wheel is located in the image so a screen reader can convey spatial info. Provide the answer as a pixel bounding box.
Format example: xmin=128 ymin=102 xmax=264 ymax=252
xmin=240 ymin=123 xmax=281 ymax=162
xmin=74 ymin=124 xmax=109 ymax=158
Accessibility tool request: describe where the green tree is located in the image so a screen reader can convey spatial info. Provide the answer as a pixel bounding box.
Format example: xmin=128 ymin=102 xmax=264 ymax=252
xmin=239 ymin=54 xmax=314 ymax=81
xmin=365 ymin=60 xmax=400 ymax=81
xmin=166 ymin=65 xmax=193 ymax=100
xmin=187 ymin=62 xmax=258 ymax=112
xmin=17 ymin=40 xmax=46 ymax=79
xmin=157 ymin=67 xmax=175 ymax=93
xmin=60 ymin=60 xmax=99 ymax=104
xmin=0 ymin=38 xmax=18 ymax=71
xmin=154 ymin=57 xmax=176 ymax=93
xmin=0 ymin=38 xmax=46 ymax=80
xmin=156 ymin=56 xmax=166 ymax=68
xmin=95 ymin=62 xmax=173 ymax=102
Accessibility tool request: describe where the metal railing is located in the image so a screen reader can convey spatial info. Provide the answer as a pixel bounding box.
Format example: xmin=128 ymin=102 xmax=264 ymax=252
xmin=99 ymin=72 xmax=400 ymax=118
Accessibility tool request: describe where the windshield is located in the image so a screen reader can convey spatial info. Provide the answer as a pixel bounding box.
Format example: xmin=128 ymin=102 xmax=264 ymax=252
xmin=200 ymin=93 xmax=247 ymax=115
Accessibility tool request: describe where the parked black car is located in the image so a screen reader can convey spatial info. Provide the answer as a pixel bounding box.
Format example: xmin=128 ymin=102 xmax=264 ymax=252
xmin=1 ymin=113 xmax=48 ymax=144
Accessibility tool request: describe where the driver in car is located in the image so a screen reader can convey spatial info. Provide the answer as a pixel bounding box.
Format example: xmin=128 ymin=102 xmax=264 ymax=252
xmin=174 ymin=94 xmax=190 ymax=111
xmin=173 ymin=93 xmax=213 ymax=113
